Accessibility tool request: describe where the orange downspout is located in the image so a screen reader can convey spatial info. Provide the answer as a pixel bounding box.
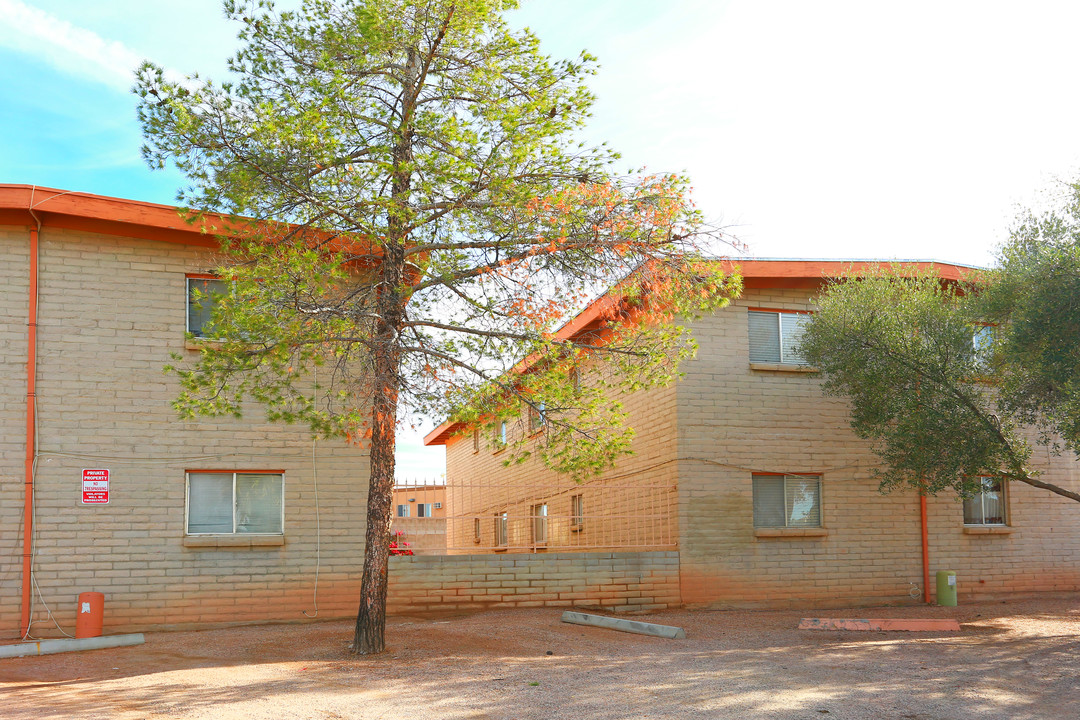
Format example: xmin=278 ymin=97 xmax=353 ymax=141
xmin=920 ymin=493 xmax=930 ymax=604
xmin=21 ymin=220 xmax=39 ymax=637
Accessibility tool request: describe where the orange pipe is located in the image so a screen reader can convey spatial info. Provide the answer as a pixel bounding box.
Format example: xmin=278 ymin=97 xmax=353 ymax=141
xmin=920 ymin=493 xmax=930 ymax=604
xmin=21 ymin=223 xmax=38 ymax=637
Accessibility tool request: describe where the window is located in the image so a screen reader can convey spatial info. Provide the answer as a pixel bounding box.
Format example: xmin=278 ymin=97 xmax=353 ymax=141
xmin=474 ymin=517 xmax=482 ymax=543
xmin=396 ymin=504 xmax=410 ymax=518
xmin=570 ymin=494 xmax=584 ymax=530
xmin=973 ymin=324 xmax=995 ymax=369
xmin=493 ymin=420 xmax=508 ymax=448
xmin=495 ymin=512 xmax=508 ymax=546
xmin=964 ymin=476 xmax=1006 ymax=526
xmin=186 ymin=472 xmax=283 ymax=535
xmin=416 ymin=503 xmax=433 ymax=518
xmin=531 ymin=503 xmax=548 ymax=544
xmin=748 ymin=310 xmax=810 ymax=365
xmin=186 ymin=277 xmax=228 ymax=338
xmin=472 ymin=428 xmax=480 ymax=453
xmin=569 ymin=366 xmax=581 ymax=392
xmin=528 ymin=402 xmax=546 ymax=433
xmin=752 ymin=474 xmax=821 ymax=528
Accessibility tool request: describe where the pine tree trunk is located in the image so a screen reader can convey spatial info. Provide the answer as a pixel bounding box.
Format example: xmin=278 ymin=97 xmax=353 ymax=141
xmin=351 ymin=374 xmax=396 ymax=653
xmin=352 ymin=42 xmax=419 ymax=656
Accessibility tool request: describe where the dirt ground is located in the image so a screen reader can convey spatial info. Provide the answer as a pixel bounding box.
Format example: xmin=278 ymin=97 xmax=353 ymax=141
xmin=2 ymin=597 xmax=1078 ymax=720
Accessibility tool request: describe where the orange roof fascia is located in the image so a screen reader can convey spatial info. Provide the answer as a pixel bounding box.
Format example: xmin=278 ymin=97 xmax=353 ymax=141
xmin=422 ymin=257 xmax=981 ymax=446
xmin=422 ymin=289 xmax=621 ymax=446
xmin=718 ymin=259 xmax=977 ymax=289
xmin=0 ymin=184 xmax=378 ymax=257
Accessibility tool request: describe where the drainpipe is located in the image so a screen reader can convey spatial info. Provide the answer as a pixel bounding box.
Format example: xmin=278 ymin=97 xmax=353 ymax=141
xmin=920 ymin=493 xmax=930 ymax=604
xmin=21 ymin=211 xmax=40 ymax=638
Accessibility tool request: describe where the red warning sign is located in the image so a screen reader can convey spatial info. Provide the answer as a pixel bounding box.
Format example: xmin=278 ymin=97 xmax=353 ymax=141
xmin=81 ymin=469 xmax=110 ymax=504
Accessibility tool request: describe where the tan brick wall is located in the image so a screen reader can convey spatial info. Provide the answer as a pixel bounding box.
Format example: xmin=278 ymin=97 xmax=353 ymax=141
xmin=387 ymin=551 xmax=681 ymax=613
xmin=1 ymin=224 xmax=371 ymax=637
xmin=442 ymin=362 xmax=680 ymax=554
xmin=0 ymin=229 xmax=31 ymax=634
xmin=677 ymin=287 xmax=1080 ymax=607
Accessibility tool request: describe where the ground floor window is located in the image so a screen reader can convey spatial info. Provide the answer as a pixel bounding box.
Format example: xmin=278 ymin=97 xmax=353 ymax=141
xmin=571 ymin=494 xmax=584 ymax=531
xmin=186 ymin=471 xmax=283 ymax=535
xmin=752 ymin=473 xmax=821 ymax=528
xmin=964 ymin=476 xmax=1006 ymax=525
xmin=532 ymin=503 xmax=548 ymax=543
xmin=495 ymin=512 xmax=508 ymax=546
xmin=417 ymin=503 xmax=433 ymax=517
xmin=396 ymin=504 xmax=410 ymax=518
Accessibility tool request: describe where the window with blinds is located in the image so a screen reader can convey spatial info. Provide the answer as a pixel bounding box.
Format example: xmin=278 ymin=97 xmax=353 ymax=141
xmin=752 ymin=474 xmax=822 ymax=528
xmin=186 ymin=472 xmax=284 ymax=535
xmin=748 ymin=310 xmax=811 ymax=364
xmin=963 ymin=476 xmax=1006 ymax=525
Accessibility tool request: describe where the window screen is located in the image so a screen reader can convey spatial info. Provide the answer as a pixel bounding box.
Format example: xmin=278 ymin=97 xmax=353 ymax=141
xmin=187 ymin=471 xmax=283 ymax=534
xmin=753 ymin=474 xmax=821 ymax=528
xmin=748 ymin=311 xmax=810 ymax=364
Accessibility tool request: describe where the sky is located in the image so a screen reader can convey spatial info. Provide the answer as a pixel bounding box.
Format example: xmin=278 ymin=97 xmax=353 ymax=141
xmin=3 ymin=0 xmax=1080 ymax=478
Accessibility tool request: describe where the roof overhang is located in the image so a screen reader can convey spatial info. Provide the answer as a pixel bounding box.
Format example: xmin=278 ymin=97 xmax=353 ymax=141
xmin=0 ymin=184 xmax=380 ymax=260
xmin=422 ymin=257 xmax=981 ymax=446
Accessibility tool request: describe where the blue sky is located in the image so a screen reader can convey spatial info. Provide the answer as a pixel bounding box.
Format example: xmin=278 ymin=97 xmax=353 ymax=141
xmin=4 ymin=0 xmax=1080 ymax=477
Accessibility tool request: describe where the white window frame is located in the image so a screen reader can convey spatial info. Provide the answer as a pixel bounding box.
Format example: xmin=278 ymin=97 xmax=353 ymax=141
xmin=396 ymin=504 xmax=410 ymax=518
xmin=185 ymin=471 xmax=284 ymax=535
xmin=570 ymin=493 xmax=584 ymax=531
xmin=416 ymin=503 xmax=433 ymax=518
xmin=528 ymin=401 xmax=546 ymax=434
xmin=964 ymin=476 xmax=1007 ymax=526
xmin=748 ymin=309 xmax=811 ymax=365
xmin=752 ymin=473 xmax=822 ymax=528
xmin=493 ymin=420 xmax=508 ymax=449
xmin=495 ymin=511 xmax=508 ymax=547
xmin=532 ymin=503 xmax=548 ymax=544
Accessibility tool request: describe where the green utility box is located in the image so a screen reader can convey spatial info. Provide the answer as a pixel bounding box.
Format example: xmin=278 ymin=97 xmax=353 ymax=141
xmin=936 ymin=570 xmax=958 ymax=606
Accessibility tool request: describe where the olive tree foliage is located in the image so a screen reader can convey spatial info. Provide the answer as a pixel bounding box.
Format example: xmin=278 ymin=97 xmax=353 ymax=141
xmin=135 ymin=0 xmax=738 ymax=654
xmin=982 ymin=182 xmax=1080 ymax=453
xmin=800 ymin=258 xmax=1080 ymax=505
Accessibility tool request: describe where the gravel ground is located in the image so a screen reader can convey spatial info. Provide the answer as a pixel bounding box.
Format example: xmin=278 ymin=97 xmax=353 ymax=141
xmin=2 ymin=597 xmax=1078 ymax=720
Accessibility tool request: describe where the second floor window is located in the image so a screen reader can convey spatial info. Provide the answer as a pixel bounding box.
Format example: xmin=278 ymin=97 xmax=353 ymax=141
xmin=748 ymin=310 xmax=810 ymax=365
xmin=186 ymin=276 xmax=228 ymax=338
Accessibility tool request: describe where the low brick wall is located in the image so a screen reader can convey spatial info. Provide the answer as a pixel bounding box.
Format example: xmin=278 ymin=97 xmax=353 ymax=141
xmin=387 ymin=551 xmax=681 ymax=614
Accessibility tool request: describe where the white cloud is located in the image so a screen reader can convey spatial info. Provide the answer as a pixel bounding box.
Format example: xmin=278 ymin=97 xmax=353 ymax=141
xmin=0 ymin=0 xmax=145 ymax=92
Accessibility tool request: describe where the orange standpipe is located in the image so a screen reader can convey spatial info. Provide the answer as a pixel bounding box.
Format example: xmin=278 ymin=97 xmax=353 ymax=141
xmin=21 ymin=222 xmax=39 ymax=638
xmin=920 ymin=493 xmax=930 ymax=604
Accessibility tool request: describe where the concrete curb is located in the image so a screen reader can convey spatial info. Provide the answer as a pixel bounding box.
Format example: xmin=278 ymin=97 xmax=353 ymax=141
xmin=799 ymin=618 xmax=960 ymax=632
xmin=561 ymin=611 xmax=686 ymax=638
xmin=0 ymin=633 xmax=145 ymax=658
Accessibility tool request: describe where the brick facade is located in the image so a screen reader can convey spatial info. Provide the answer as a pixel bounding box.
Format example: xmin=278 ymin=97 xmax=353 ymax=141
xmin=1 ymin=220 xmax=370 ymax=637
xmin=676 ymin=285 xmax=1080 ymax=607
xmin=387 ymin=551 xmax=681 ymax=614
xmin=435 ymin=264 xmax=1080 ymax=609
